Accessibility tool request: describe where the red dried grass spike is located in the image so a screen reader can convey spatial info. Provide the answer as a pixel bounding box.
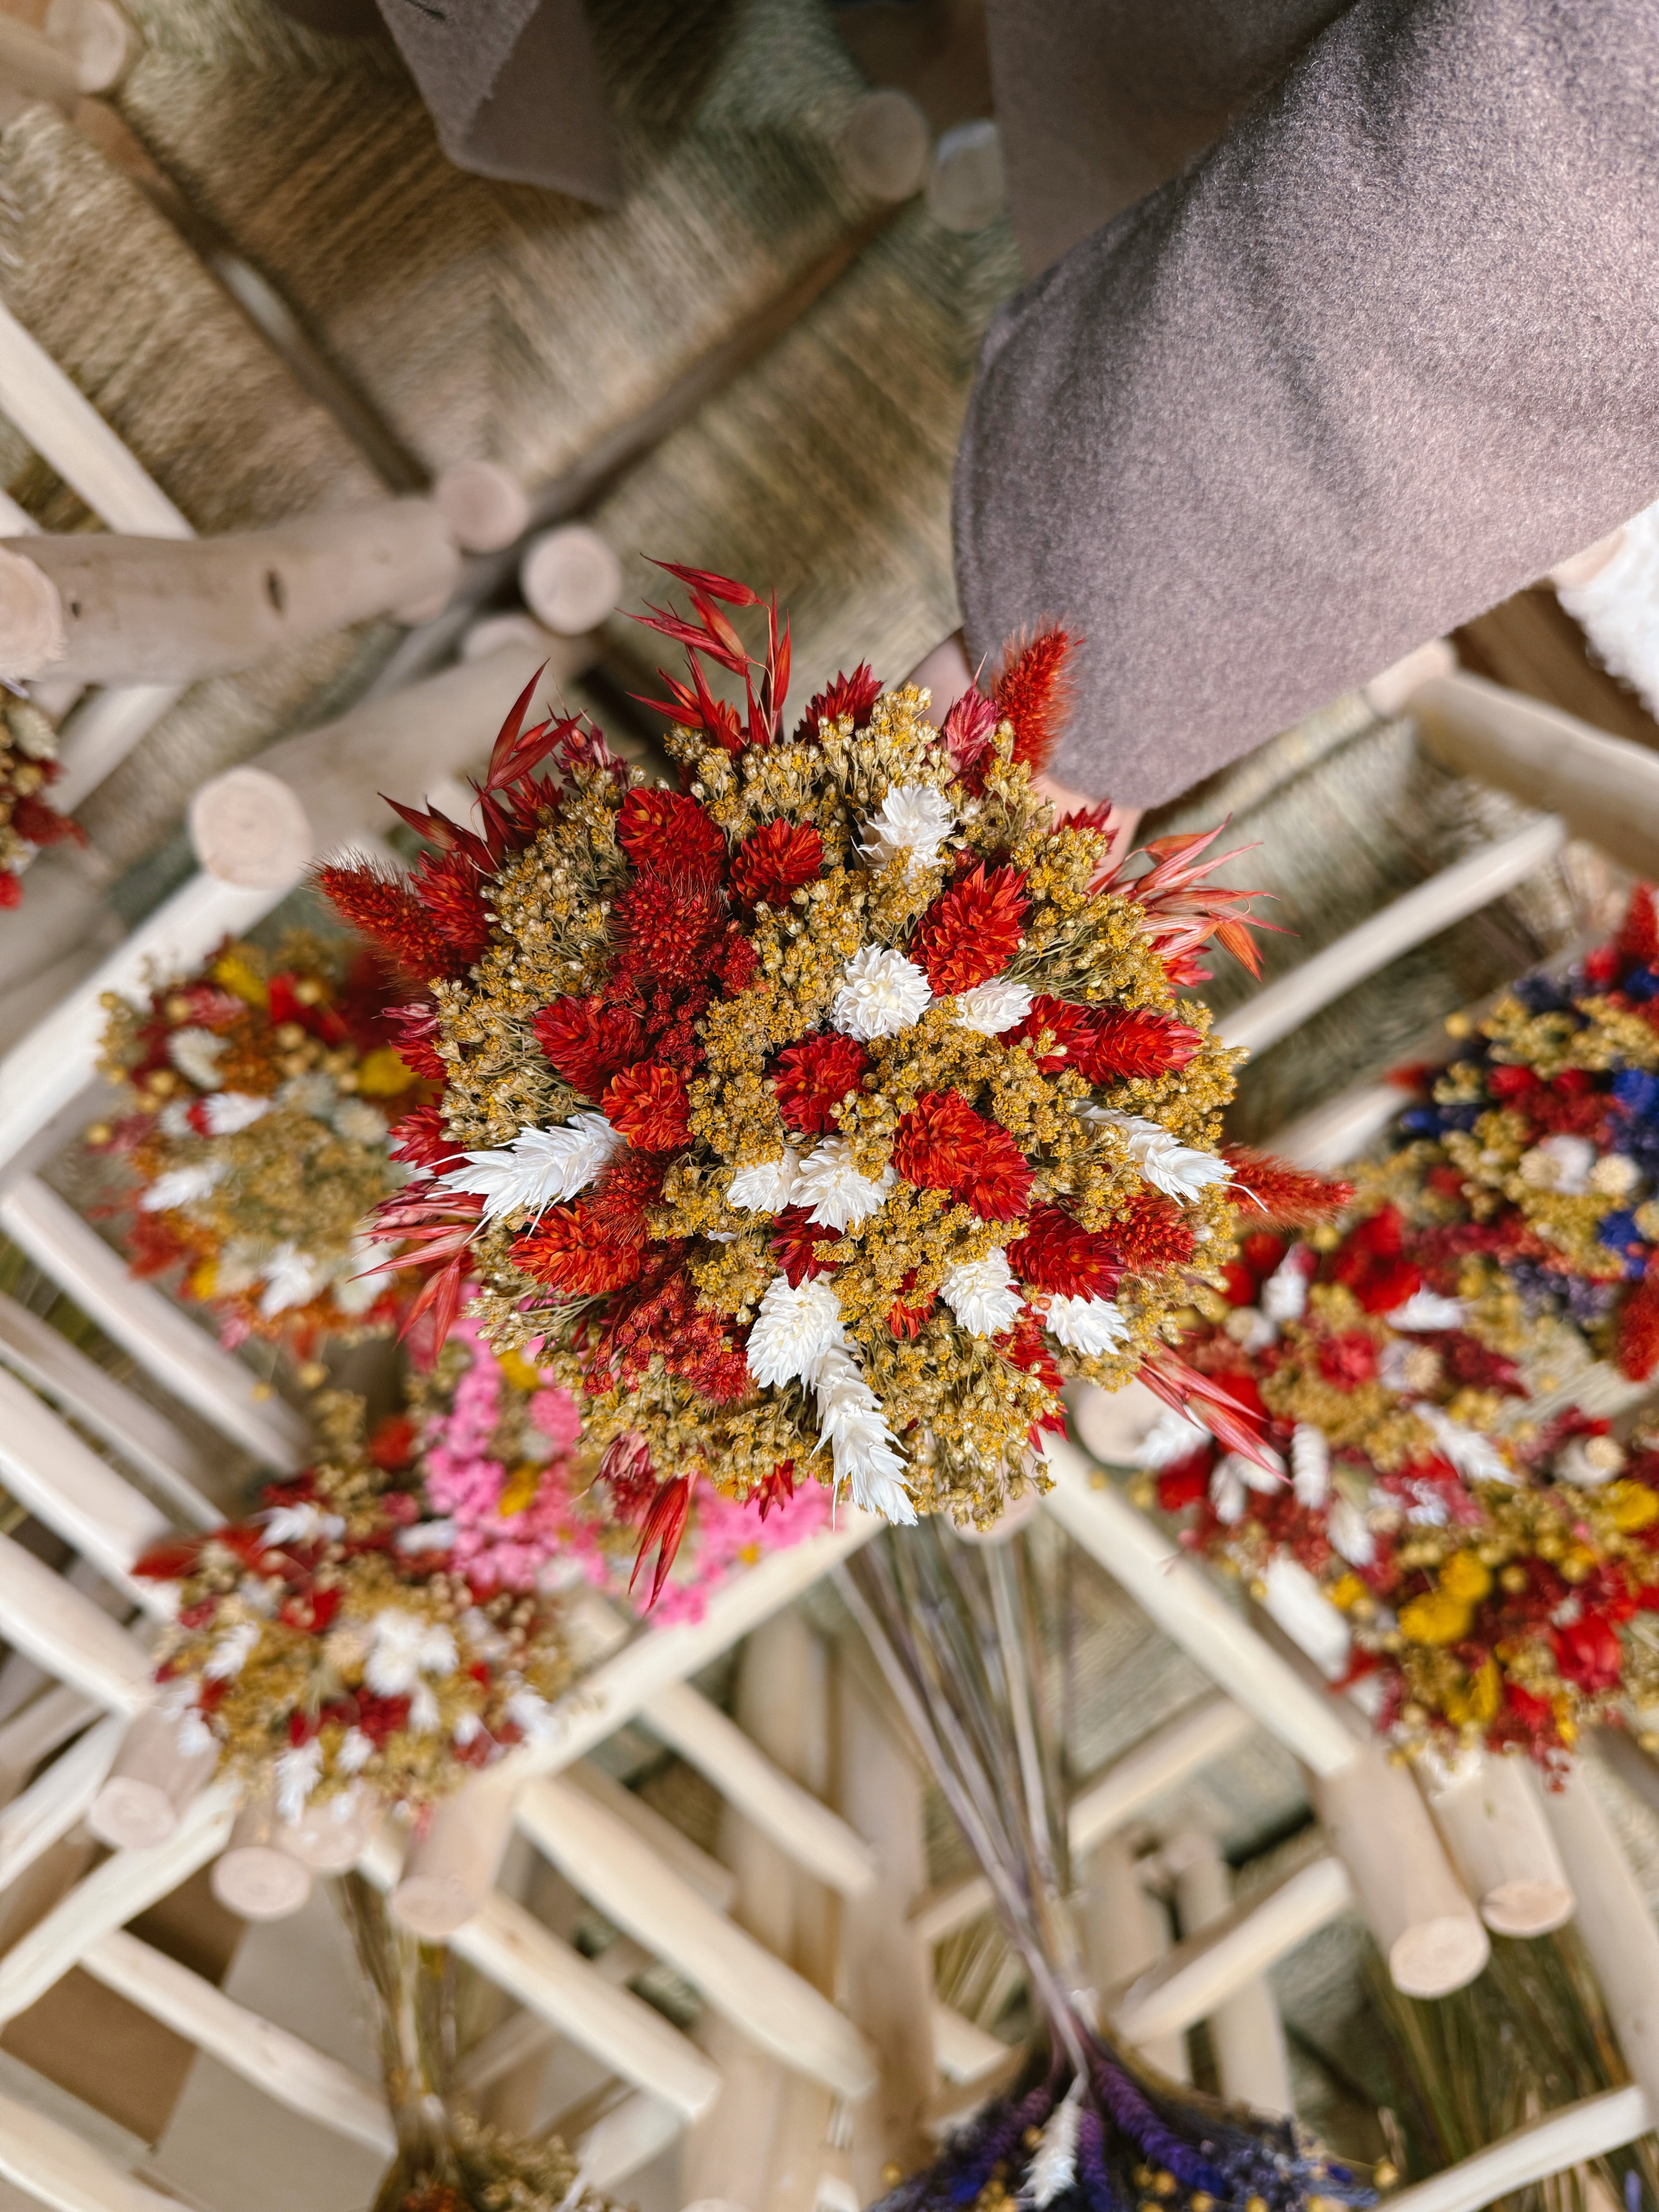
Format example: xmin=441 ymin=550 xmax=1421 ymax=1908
xmin=993 ymin=626 xmax=1075 ymax=774
xmin=409 ymin=847 xmax=491 ymax=964
xmin=532 ymin=998 xmax=647 ymax=1098
xmin=892 ymin=1090 xmax=1035 ymax=1222
xmin=1224 ymin=1147 xmax=1355 ymax=1229
xmin=601 ymin=1061 xmax=691 ymax=1152
xmin=1619 ymin=887 xmax=1659 ymax=970
xmin=1007 ymin=1203 xmax=1124 ymax=1297
xmin=770 ymin=1205 xmax=843 ymax=1286
xmin=12 ymin=791 xmax=83 ymax=850
xmin=1110 ymin=1190 xmax=1197 ymax=1271
xmin=1619 ymin=1274 xmax=1659 ymax=1381
xmin=1071 ymin=1010 xmax=1202 ymax=1085
xmin=793 ymin=664 xmax=882 ymax=742
xmin=773 ymin=1033 xmax=869 ymax=1137
xmin=912 ymin=863 xmax=1030 ymax=995
xmin=513 ymin=1202 xmax=647 ymax=1296
xmin=318 ymin=863 xmax=458 ymax=982
xmin=630 ymin=1474 xmax=697 ymax=1609
xmin=730 ymin=819 xmax=824 ymax=906
xmin=616 ymin=788 xmax=726 ymax=885
xmin=1141 ymin=1350 xmax=1278 ymax=1470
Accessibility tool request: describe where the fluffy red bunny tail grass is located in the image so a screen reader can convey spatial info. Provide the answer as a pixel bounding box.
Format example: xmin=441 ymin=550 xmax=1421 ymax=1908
xmin=1224 ymin=1147 xmax=1355 ymax=1229
xmin=316 ymin=862 xmax=457 ymax=982
xmin=993 ymin=625 xmax=1075 ymax=775
xmin=1619 ymin=1273 xmax=1659 ymax=1381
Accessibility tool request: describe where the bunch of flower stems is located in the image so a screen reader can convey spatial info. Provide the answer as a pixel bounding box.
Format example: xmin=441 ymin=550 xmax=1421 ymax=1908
xmin=843 ymin=1528 xmax=1372 ymax=2212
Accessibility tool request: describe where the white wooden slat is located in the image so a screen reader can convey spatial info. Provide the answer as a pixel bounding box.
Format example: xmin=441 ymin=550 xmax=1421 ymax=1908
xmin=0 ymin=1683 xmax=98 ymax=1787
xmin=515 ymin=1774 xmax=877 ymax=2099
xmin=1218 ymin=817 xmax=1568 ymax=1058
xmin=0 ymin=1532 xmax=153 ymax=1714
xmin=0 ymin=2080 xmax=196 ymax=2212
xmin=1382 ymin=2088 xmax=1651 ymax=2212
xmin=0 ymin=1783 xmax=236 ymax=2024
xmin=577 ymin=2090 xmax=683 ymax=2191
xmin=0 ymin=1714 xmax=124 ymax=1891
xmin=0 ymin=1178 xmax=306 ymax=1470
xmin=79 ymin=1930 xmax=394 ymax=2155
xmin=0 ymin=1366 xmax=170 ymax=1603
xmin=0 ymin=1293 xmax=222 ymax=1527
xmin=52 ymin=686 xmax=185 ymax=817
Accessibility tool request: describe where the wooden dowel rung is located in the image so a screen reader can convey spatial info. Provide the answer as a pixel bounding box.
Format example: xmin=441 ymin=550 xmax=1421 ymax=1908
xmin=1382 ymin=2087 xmax=1651 ymax=2212
xmin=0 ymin=1713 xmax=124 ymax=1891
xmin=0 ymin=1681 xmax=98 ymax=1788
xmin=0 ymin=2077 xmax=194 ymax=2212
xmin=0 ymin=1366 xmax=170 ymax=1603
xmin=0 ymin=1531 xmax=153 ymax=1715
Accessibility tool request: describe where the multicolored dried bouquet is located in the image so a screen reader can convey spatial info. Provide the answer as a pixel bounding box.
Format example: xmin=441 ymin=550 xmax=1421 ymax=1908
xmin=95 ymin=932 xmax=424 ymax=1356
xmin=136 ymin=1394 xmax=571 ymax=1820
xmin=322 ymin=569 xmax=1278 ymax=1568
xmin=0 ymin=698 xmax=82 ymax=908
xmin=1132 ymin=888 xmax=1659 ymax=1768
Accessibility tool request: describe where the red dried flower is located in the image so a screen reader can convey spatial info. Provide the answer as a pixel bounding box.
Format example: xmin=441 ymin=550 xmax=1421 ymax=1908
xmin=318 ymin=862 xmax=457 ymax=981
xmin=1110 ymin=1190 xmax=1197 ymax=1271
xmin=611 ymin=874 xmax=723 ymax=991
xmin=1007 ymin=1202 xmax=1123 ymax=1297
xmin=993 ymin=627 xmax=1075 ymax=774
xmin=513 ymin=1202 xmax=648 ymax=1295
xmin=912 ymin=864 xmax=1030 ymax=995
xmin=532 ymin=997 xmax=647 ymax=1096
xmin=1552 ymin=1611 xmax=1623 ymax=1692
xmin=770 ymin=1205 xmax=842 ymax=1286
xmin=631 ymin=1474 xmax=696 ymax=1608
xmin=1620 ymin=1275 xmax=1659 ymax=1381
xmin=1318 ymin=1331 xmax=1379 ymax=1388
xmin=730 ymin=819 xmax=824 ymax=907
xmin=1010 ymin=995 xmax=1098 ymax=1072
xmin=940 ymin=687 xmax=998 ymax=778
xmin=12 ymin=788 xmax=83 ymax=851
xmin=1225 ymin=1148 xmax=1355 ymax=1230
xmin=602 ymin=1061 xmax=691 ymax=1151
xmin=616 ymin=788 xmax=726 ymax=886
xmin=389 ymin=1103 xmax=461 ymax=1171
xmin=892 ymin=1090 xmax=1035 ymax=1221
xmin=1072 ymin=1010 xmax=1202 ymax=1085
xmin=995 ymin=1310 xmax=1065 ymax=1394
xmin=409 ymin=847 xmax=491 ymax=964
xmin=793 ymin=664 xmax=881 ymax=741
xmin=1618 ymin=885 xmax=1659 ymax=969
xmin=773 ymin=1033 xmax=869 ymax=1137
xmin=383 ymin=1002 xmax=446 ymax=1079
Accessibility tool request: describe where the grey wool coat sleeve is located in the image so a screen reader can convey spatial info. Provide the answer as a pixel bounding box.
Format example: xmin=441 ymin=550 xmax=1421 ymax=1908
xmin=953 ymin=0 xmax=1659 ymax=807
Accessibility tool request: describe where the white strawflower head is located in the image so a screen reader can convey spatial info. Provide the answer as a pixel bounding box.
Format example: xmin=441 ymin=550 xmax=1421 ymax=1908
xmin=857 ymin=781 xmax=957 ymax=873
xmin=831 ymin=945 xmax=933 ymax=1040
xmin=952 ymin=977 xmax=1034 ymax=1036
xmin=746 ymin=1273 xmax=843 ymax=1389
xmin=1261 ymin=1248 xmax=1310 ymax=1323
xmin=364 ymin=1610 xmax=458 ymax=1697
xmin=812 ymin=1338 xmax=916 ymax=1524
xmin=1044 ymin=1292 xmax=1132 ymax=1355
xmin=1137 ymin=1403 xmax=1212 ymax=1464
xmin=1086 ymin=1108 xmax=1234 ymax=1203
xmin=198 ymin=1090 xmax=271 ymax=1137
xmin=1591 ymin=1151 xmax=1642 ymax=1200
xmin=1386 ymin=1288 xmax=1467 ymax=1331
xmin=728 ymin=1148 xmax=801 ymax=1214
xmin=273 ymin=1739 xmax=323 ymax=1825
xmin=167 ymin=1026 xmax=228 ymax=1091
xmin=1530 ymin=1131 xmax=1596 ymax=1195
xmin=794 ymin=1135 xmax=894 ymax=1230
xmin=1290 ymin=1422 xmax=1330 ymax=1506
xmin=1209 ymin=1445 xmax=1285 ymax=1524
xmin=940 ymin=1249 xmax=1024 ymax=1338
xmin=139 ymin=1158 xmax=230 ymax=1213
xmin=258 ymin=1242 xmax=327 ymax=1317
xmin=436 ymin=1111 xmax=622 ymax=1222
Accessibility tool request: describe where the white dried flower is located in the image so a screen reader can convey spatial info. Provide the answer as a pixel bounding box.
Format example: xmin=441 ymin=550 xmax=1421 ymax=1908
xmin=1417 ymin=1403 xmax=1517 ymax=1485
xmin=337 ymin=1727 xmax=374 ymax=1775
xmin=1026 ymin=2084 xmax=1082 ymax=2208
xmin=273 ymin=1740 xmax=323 ymax=1825
xmin=437 ymin=1112 xmax=622 ymax=1222
xmin=1044 ymin=1293 xmax=1132 ymax=1355
xmin=204 ymin=1620 xmax=261 ymax=1680
xmin=1210 ymin=1445 xmax=1285 ymax=1524
xmin=1524 ymin=1132 xmax=1596 ymax=1195
xmin=939 ymin=1249 xmax=1023 ymax=1338
xmin=278 ymin=1071 xmax=335 ymax=1117
xmin=1290 ymin=1422 xmax=1331 ymax=1506
xmin=505 ymin=1686 xmax=557 ymax=1741
xmin=364 ymin=1610 xmax=457 ymax=1697
xmin=728 ymin=1149 xmax=801 ymax=1213
xmin=1085 ymin=1108 xmax=1234 ymax=1202
xmin=857 ymin=781 xmax=956 ymax=872
xmin=139 ymin=1158 xmax=230 ymax=1213
xmin=1261 ymin=1248 xmax=1309 ymax=1323
xmin=1386 ymin=1289 xmax=1467 ymax=1330
xmin=175 ymin=1709 xmax=215 ymax=1759
xmin=167 ymin=1027 xmax=228 ymax=1091
xmin=1592 ymin=1152 xmax=1642 ymax=1200
xmin=1137 ymin=1403 xmax=1212 ymax=1464
xmin=330 ymin=1234 xmax=397 ymax=1318
xmin=811 ymin=1338 xmax=915 ymax=1524
xmin=198 ymin=1090 xmax=270 ymax=1137
xmin=1223 ymin=1305 xmax=1277 ymax=1352
xmin=258 ymin=1242 xmax=327 ymax=1317
xmin=746 ymin=1274 xmax=843 ymax=1389
xmin=397 ymin=1518 xmax=458 ymax=1553
xmin=794 ymin=1135 xmax=893 ymax=1230
xmin=260 ymin=1501 xmax=345 ymax=1545
xmin=1328 ymin=1495 xmax=1377 ymax=1566
xmin=952 ymin=977 xmax=1035 ymax=1035
xmin=331 ymin=1097 xmax=389 ymax=1146
xmin=830 ymin=945 xmax=932 ymax=1039
xmin=1556 ymin=1434 xmax=1626 ymax=1488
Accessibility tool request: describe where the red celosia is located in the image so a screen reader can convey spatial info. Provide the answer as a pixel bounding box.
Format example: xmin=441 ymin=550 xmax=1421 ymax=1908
xmin=912 ymin=864 xmax=1030 ymax=995
xmin=1224 ymin=1148 xmax=1355 ymax=1230
xmin=993 ymin=627 xmax=1074 ymax=774
xmin=1620 ymin=1274 xmax=1659 ymax=1381
xmin=588 ymin=1256 xmax=752 ymax=1403
xmin=1110 ymin=1190 xmax=1197 ymax=1271
xmin=773 ymin=1033 xmax=869 ymax=1137
xmin=770 ymin=1206 xmax=842 ymax=1286
xmin=892 ymin=1091 xmax=1034 ymax=1221
xmin=602 ymin=1061 xmax=691 ymax=1151
xmin=1331 ymin=1206 xmax=1423 ymax=1314
xmin=793 ymin=664 xmax=881 ymax=741
xmin=1071 ymin=1010 xmax=1201 ymax=1085
xmin=1006 ymin=1203 xmax=1123 ymax=1297
xmin=532 ymin=997 xmax=647 ymax=1096
xmin=610 ymin=874 xmax=723 ymax=991
xmin=315 ymin=862 xmax=457 ymax=982
xmin=615 ymin=788 xmax=726 ymax=886
xmin=513 ymin=1202 xmax=647 ymax=1295
xmin=730 ymin=819 xmax=824 ymax=907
